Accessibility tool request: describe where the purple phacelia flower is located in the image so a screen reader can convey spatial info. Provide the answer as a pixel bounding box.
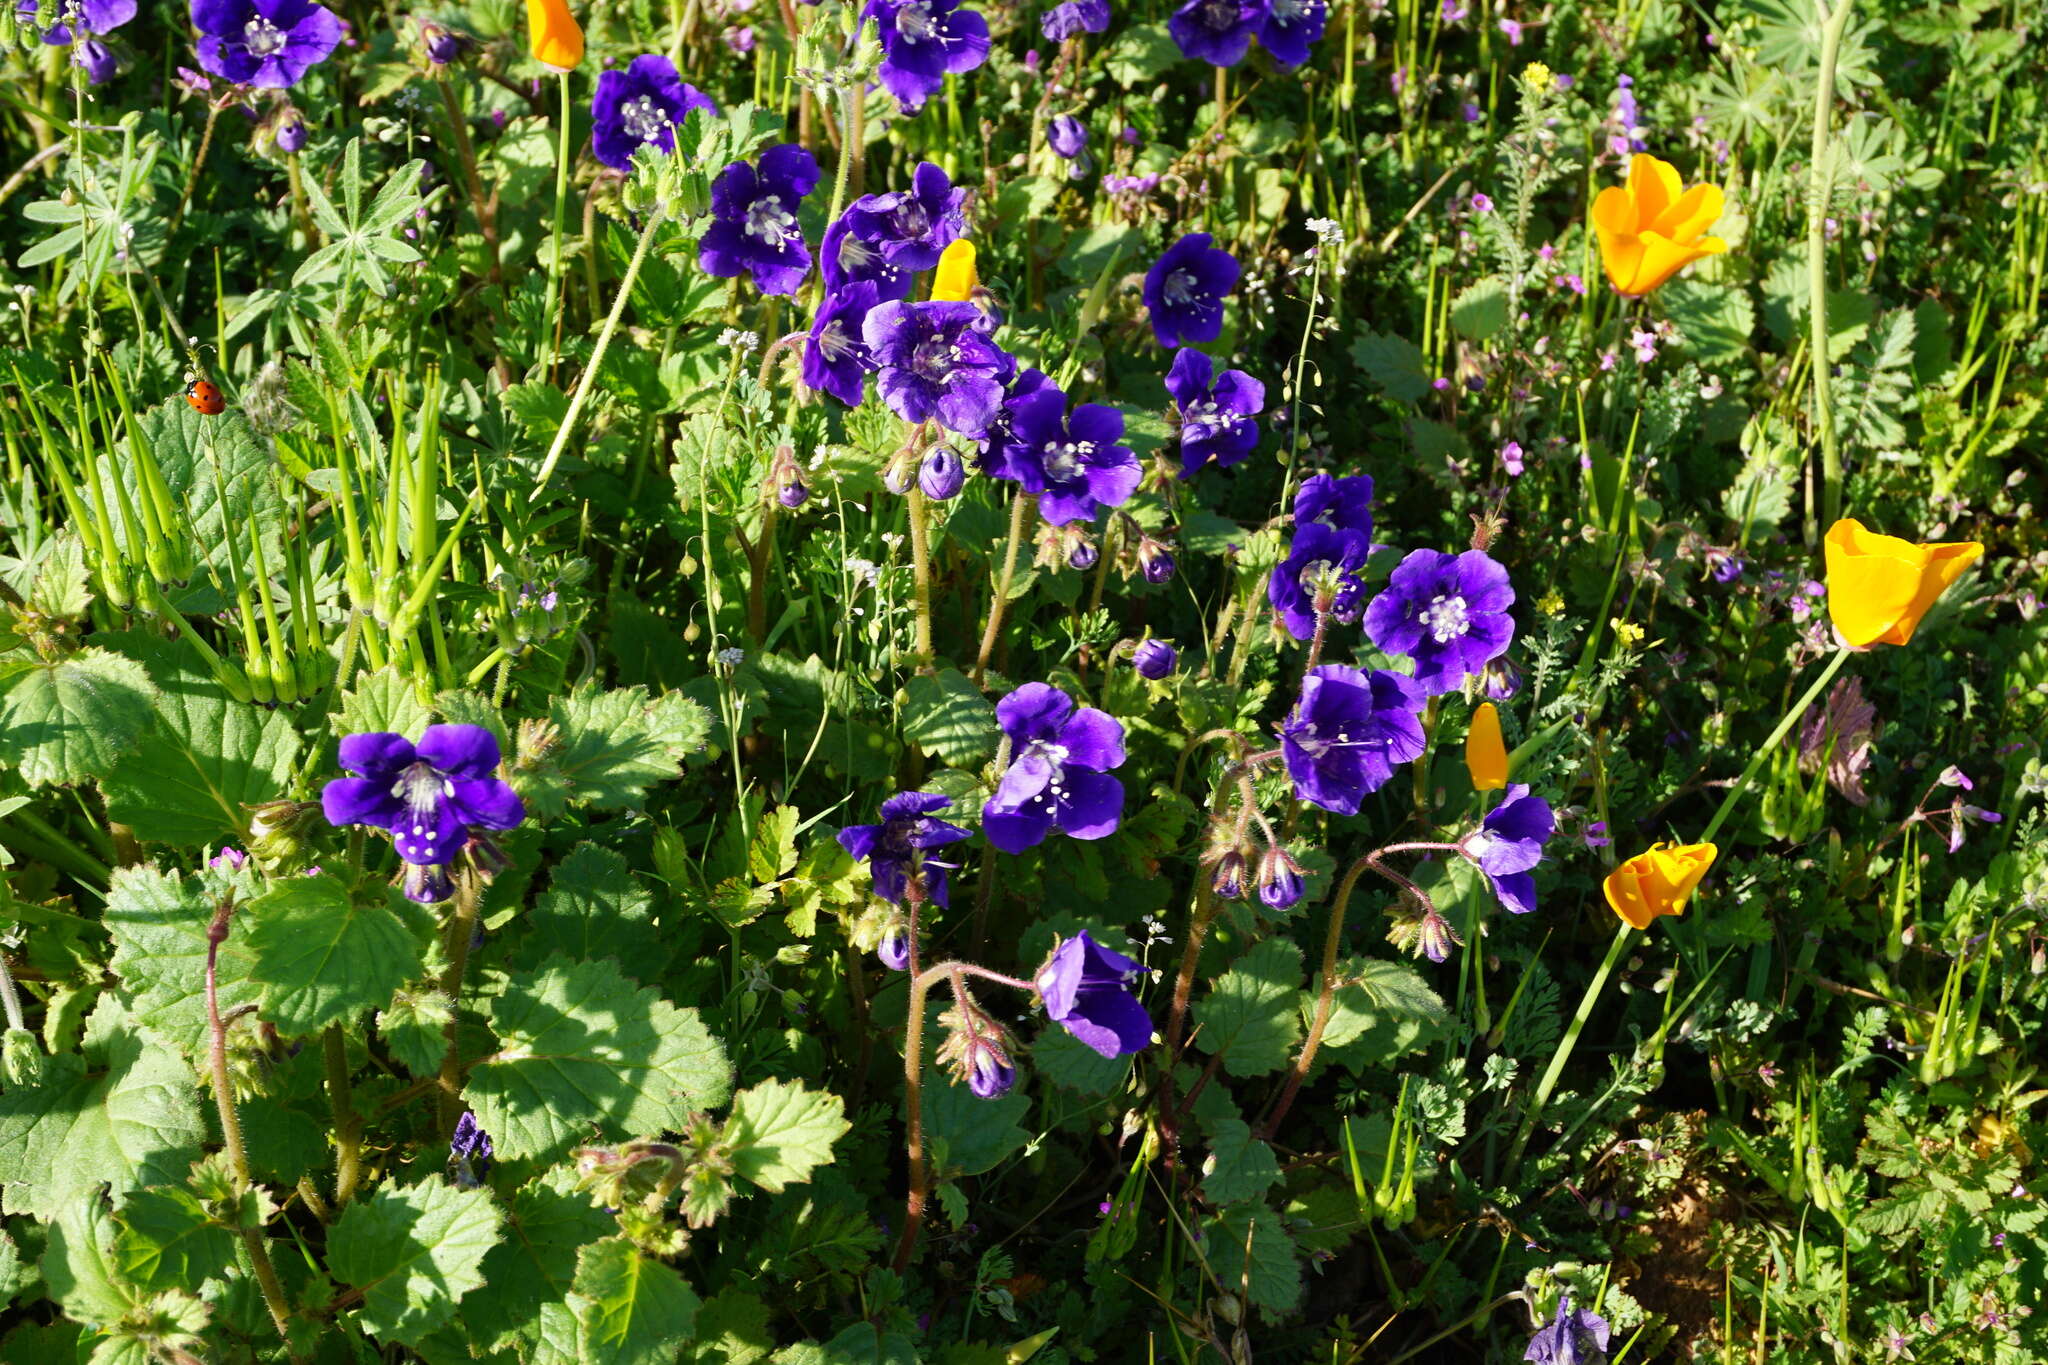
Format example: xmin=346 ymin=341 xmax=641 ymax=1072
xmin=920 ymin=447 xmax=967 ymax=499
xmin=863 ymin=299 xmax=1013 ymax=436
xmin=321 ymin=725 xmax=523 ymax=868
xmin=1144 ymin=233 xmax=1239 ymax=347
xmin=1165 ymin=348 xmax=1263 ymax=477
xmin=836 ymin=791 xmax=971 ymax=906
xmin=1281 ymin=665 xmax=1427 ymax=815
xmin=1132 ymin=639 xmax=1177 ymax=679
xmin=1168 ymin=0 xmax=1260 ymax=66
xmin=1293 ymin=471 xmax=1374 ymax=539
xmin=1524 ymin=1294 xmax=1611 ymax=1365
xmin=1268 ymin=522 xmax=1370 ymax=641
xmin=1463 ymin=783 xmax=1553 ymax=915
xmin=863 ymin=0 xmax=990 ymax=111
xmin=698 ymin=144 xmax=820 ymax=296
xmin=967 ymin=1040 xmax=1016 ymax=1097
xmin=1048 ymin=113 xmax=1089 ymax=159
xmin=590 ymin=54 xmax=717 ymax=170
xmin=1258 ymin=847 xmax=1305 ymax=910
xmin=274 ymin=107 xmax=308 ymax=153
xmin=842 ymin=162 xmax=969 ymax=273
xmin=878 ymin=923 xmax=913 ymax=971
xmin=1036 ymin=931 xmax=1153 ymax=1057
xmin=802 ymin=281 xmax=881 ymax=407
xmin=821 ymin=213 xmax=912 ymax=300
xmin=982 ymin=682 xmax=1126 ymax=852
xmin=982 ymin=381 xmax=1139 ymax=525
xmin=1041 ymin=0 xmax=1109 ymax=38
xmin=450 ymin=1111 xmax=494 ymax=1187
xmin=191 ymin=0 xmax=343 ymax=89
xmin=1363 ymin=548 xmax=1516 ymax=694
xmin=1258 ymin=0 xmax=1327 ymax=68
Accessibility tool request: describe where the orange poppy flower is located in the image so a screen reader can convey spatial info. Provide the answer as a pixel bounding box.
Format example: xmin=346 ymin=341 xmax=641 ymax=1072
xmin=527 ymin=0 xmax=583 ymax=70
xmin=1604 ymin=841 xmax=1717 ymax=931
xmin=1823 ymin=519 xmax=1983 ymax=648
xmin=1592 ymin=154 xmax=1727 ymax=298
xmin=1466 ymin=702 xmax=1507 ymax=792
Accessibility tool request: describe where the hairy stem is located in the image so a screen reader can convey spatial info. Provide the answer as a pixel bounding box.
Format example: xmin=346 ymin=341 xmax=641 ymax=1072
xmin=906 ymin=486 xmax=936 ymax=669
xmin=435 ymin=871 xmax=483 ymax=1138
xmin=437 ymin=72 xmax=505 ymax=287
xmin=974 ymin=489 xmax=1031 ymax=684
xmin=324 ymin=1024 xmax=363 ymax=1207
xmin=1807 ymin=0 xmax=1857 ymax=536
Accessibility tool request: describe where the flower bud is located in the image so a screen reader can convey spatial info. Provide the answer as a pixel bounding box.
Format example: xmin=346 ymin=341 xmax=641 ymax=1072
xmin=1257 ymin=847 xmax=1305 ymax=911
xmin=1139 ymin=539 xmax=1176 ymax=583
xmin=919 ymin=448 xmax=965 ymax=500
xmin=1068 ymin=537 xmax=1099 ymax=570
xmin=1132 ymin=638 xmax=1177 ymax=680
xmin=878 ymin=923 xmax=912 ymax=972
xmin=245 ymin=799 xmax=320 ymax=865
xmin=419 ymin=19 xmax=465 ymax=64
xmin=3 ymin=1028 xmax=45 ymax=1087
xmin=968 ymin=1040 xmax=1016 ymax=1098
xmin=1048 ymin=114 xmax=1088 ymax=161
xmin=274 ymin=108 xmax=307 ymax=154
xmin=1484 ymin=656 xmax=1522 ymax=700
xmin=777 ymin=478 xmax=809 ymax=509
xmin=404 ymin=862 xmax=454 ymax=905
xmin=1212 ymin=849 xmax=1249 ymax=900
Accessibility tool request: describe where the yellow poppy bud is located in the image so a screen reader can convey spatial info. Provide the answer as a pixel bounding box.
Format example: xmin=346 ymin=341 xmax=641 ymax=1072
xmin=526 ymin=0 xmax=583 ymax=70
xmin=1465 ymin=702 xmax=1507 ymax=792
xmin=1591 ymin=153 xmax=1727 ymax=298
xmin=1604 ymin=842 xmax=1717 ymax=931
xmin=1823 ymin=518 xmax=1982 ymax=648
xmin=931 ymin=239 xmax=978 ymax=302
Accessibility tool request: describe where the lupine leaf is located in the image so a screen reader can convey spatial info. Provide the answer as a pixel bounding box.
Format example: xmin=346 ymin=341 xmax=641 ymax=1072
xmin=243 ymin=876 xmax=426 ymax=1037
xmin=725 ymin=1080 xmax=849 ymax=1193
xmin=328 ymin=1180 xmax=503 ymax=1347
xmin=569 ymin=1236 xmax=701 ymax=1365
xmin=466 ymin=959 xmax=733 ymax=1163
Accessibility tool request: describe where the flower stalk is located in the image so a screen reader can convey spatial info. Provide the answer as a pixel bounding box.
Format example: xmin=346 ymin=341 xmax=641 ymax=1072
xmin=1807 ymin=0 xmax=1857 ymax=536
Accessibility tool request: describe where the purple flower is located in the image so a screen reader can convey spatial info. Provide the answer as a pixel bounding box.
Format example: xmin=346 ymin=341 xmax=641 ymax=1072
xmin=698 ymin=144 xmax=820 ymax=296
xmin=1035 ymin=932 xmax=1152 ymax=1058
xmin=802 ymin=282 xmax=880 ymax=407
xmin=450 ymin=1111 xmax=494 ymax=1186
xmin=20 ymin=0 xmax=134 ymax=45
xmin=419 ymin=18 xmax=463 ymax=63
xmin=1068 ymin=538 xmax=1099 ymax=570
xmin=1470 ymin=192 xmax=1494 ymax=213
xmin=863 ymin=0 xmax=990 ymax=110
xmin=920 ymin=448 xmax=967 ymax=499
xmin=1614 ymin=75 xmax=1644 ymax=152
xmin=72 ymin=36 xmax=119 ymax=82
xmin=322 ymin=726 xmax=523 ymax=876
xmin=1257 ymin=847 xmax=1305 ymax=910
xmin=191 ymin=0 xmax=343 ymax=89
xmin=1168 ymin=0 xmax=1261 ymax=66
xmin=590 ymin=55 xmax=718 ymax=171
xmin=877 ymin=924 xmax=913 ymax=971
xmin=983 ymin=382 xmax=1139 ymax=525
xmin=777 ymin=478 xmax=810 ymax=509
xmin=1048 ymin=114 xmax=1089 ymax=160
xmin=1133 ymin=639 xmax=1177 ymax=679
xmin=821 ymin=214 xmax=912 ymax=300
xmin=1143 ymin=233 xmax=1239 ymax=347
xmin=1165 ymin=348 xmax=1263 ymax=477
xmin=1280 ymin=666 xmax=1426 ymax=815
xmin=207 ymin=846 xmax=249 ymax=872
xmin=1525 ymin=1295 xmax=1611 ymax=1365
xmin=842 ymin=162 xmax=969 ymax=272
xmin=1140 ymin=544 xmax=1176 ymax=582
xmin=1040 ymin=0 xmax=1109 ymax=38
xmin=1294 ymin=472 xmax=1375 ymax=539
xmin=982 ymin=683 xmax=1126 ymax=852
xmin=274 ymin=107 xmax=308 ymax=153
xmin=1268 ymin=521 xmax=1369 ymax=640
xmin=836 ymin=791 xmax=971 ymax=907
xmin=1363 ymin=548 xmax=1515 ymax=694
xmin=1463 ymin=784 xmax=1552 ymax=915
xmin=1484 ymin=658 xmax=1521 ymax=700
xmin=1257 ymin=0 xmax=1327 ymax=68
xmin=863 ymin=300 xmax=1013 ymax=436
xmin=967 ymin=1042 xmax=1016 ymax=1097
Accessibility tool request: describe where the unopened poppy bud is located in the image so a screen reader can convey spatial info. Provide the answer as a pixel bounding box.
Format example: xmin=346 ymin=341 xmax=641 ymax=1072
xmin=919 ymin=448 xmax=966 ymax=500
xmin=526 ymin=0 xmax=583 ymax=69
xmin=1257 ymin=847 xmax=1305 ymax=910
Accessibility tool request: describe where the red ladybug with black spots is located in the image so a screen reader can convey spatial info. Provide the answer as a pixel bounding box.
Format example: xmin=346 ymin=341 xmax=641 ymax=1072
xmin=184 ymin=378 xmax=225 ymax=415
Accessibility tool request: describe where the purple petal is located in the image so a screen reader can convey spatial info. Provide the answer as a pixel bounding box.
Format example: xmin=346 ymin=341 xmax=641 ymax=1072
xmin=414 ymin=724 xmax=502 ymax=779
xmin=337 ymin=732 xmax=414 ymax=778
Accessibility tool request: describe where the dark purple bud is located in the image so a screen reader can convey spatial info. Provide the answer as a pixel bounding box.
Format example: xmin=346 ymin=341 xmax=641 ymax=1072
xmin=878 ymin=924 xmax=912 ymax=971
xmin=778 ymin=479 xmax=810 ymax=509
xmin=1048 ymin=114 xmax=1089 ymax=160
xmin=419 ymin=19 xmax=463 ymax=64
xmin=968 ymin=1042 xmax=1016 ymax=1098
xmin=1212 ymin=849 xmax=1249 ymax=900
xmin=1132 ymin=639 xmax=1178 ymax=680
xmin=275 ymin=109 xmax=308 ymax=154
xmin=1483 ymin=657 xmax=1521 ymax=700
xmin=1139 ymin=539 xmax=1176 ymax=583
xmin=919 ymin=448 xmax=966 ymax=500
xmin=1068 ymin=538 xmax=1100 ymax=570
xmin=1257 ymin=847 xmax=1305 ymax=910
xmin=404 ymin=862 xmax=453 ymax=904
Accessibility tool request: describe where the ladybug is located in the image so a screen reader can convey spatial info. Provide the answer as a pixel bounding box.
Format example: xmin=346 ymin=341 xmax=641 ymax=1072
xmin=184 ymin=378 xmax=225 ymax=415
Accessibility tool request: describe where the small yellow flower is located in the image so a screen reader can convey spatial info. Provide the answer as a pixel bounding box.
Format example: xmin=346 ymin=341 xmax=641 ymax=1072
xmin=1465 ymin=702 xmax=1507 ymax=792
xmin=1537 ymin=589 xmax=1565 ymax=616
xmin=1823 ymin=518 xmax=1983 ymax=648
xmin=931 ymin=240 xmax=978 ymax=302
xmin=1604 ymin=842 xmax=1717 ymax=931
xmin=1592 ymin=153 xmax=1727 ymax=298
xmin=1523 ymin=62 xmax=1553 ymax=91
xmin=526 ymin=0 xmax=583 ymax=70
xmin=1610 ymin=618 xmax=1645 ymax=648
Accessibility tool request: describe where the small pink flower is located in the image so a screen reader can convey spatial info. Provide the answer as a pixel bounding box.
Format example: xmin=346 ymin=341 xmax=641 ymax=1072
xmin=1500 ymin=440 xmax=1524 ymax=476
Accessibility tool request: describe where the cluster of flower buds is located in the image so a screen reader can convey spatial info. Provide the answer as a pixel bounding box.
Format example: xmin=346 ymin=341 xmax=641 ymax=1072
xmin=936 ymin=995 xmax=1017 ymax=1098
xmin=487 ymin=556 xmax=588 ymax=656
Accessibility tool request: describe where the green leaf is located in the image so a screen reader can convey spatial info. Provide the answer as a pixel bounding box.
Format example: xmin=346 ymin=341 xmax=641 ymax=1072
xmin=41 ymin=1196 xmax=137 ymax=1330
xmin=99 ymin=656 xmax=302 ymax=848
xmin=522 ymin=683 xmax=714 ymax=817
xmin=467 ymin=959 xmax=733 ymax=1163
xmin=105 ymin=865 xmax=262 ymax=1058
xmin=518 ymin=842 xmax=669 ymax=982
xmin=725 ymin=1080 xmax=849 ymax=1193
xmin=1315 ymin=958 xmax=1448 ymax=1061
xmin=748 ymin=806 xmax=801 ymax=885
xmin=570 ymin=1237 xmax=701 ymax=1365
xmin=328 ymin=1180 xmax=503 ymax=1347
xmin=465 ymin=1166 xmax=617 ymax=1357
xmin=0 ymin=1002 xmax=205 ymax=1220
xmin=816 ymin=1323 xmax=921 ymax=1365
xmin=1193 ymin=938 xmax=1303 ymax=1078
xmin=1201 ymin=1118 xmax=1282 ymax=1205
xmin=1102 ymin=21 xmax=1181 ymax=88
xmin=244 ymin=876 xmax=425 ymax=1036
xmin=902 ymin=668 xmax=999 ymax=767
xmin=1660 ymin=278 xmax=1756 ymax=365
xmin=113 ymin=1187 xmax=234 ymax=1294
xmin=375 ymin=988 xmax=455 ymax=1077
xmin=1032 ymin=1022 xmax=1132 ymax=1095
xmin=0 ymin=649 xmax=155 ymax=787
xmin=1449 ymin=277 xmax=1510 ymax=342
xmin=334 ymin=665 xmax=433 ymax=740
xmin=922 ymin=1077 xmax=1029 ymax=1178
xmin=1202 ymin=1203 xmax=1303 ymax=1315
xmin=125 ymin=402 xmax=288 ymax=601
xmin=691 ymin=1287 xmax=776 ymax=1365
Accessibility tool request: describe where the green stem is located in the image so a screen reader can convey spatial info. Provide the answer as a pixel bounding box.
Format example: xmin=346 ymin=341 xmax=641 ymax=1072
xmin=324 ymin=1025 xmax=363 ymax=1208
xmin=906 ymin=486 xmax=935 ymax=668
xmin=435 ymin=871 xmax=484 ymax=1137
xmin=973 ymin=489 xmax=1031 ymax=684
xmin=1699 ymin=647 xmax=1851 ymax=847
xmin=542 ymin=70 xmax=574 ymax=384
xmin=529 ymin=201 xmax=670 ymax=502
xmin=1807 ymin=0 xmax=1856 ymax=536
xmin=1505 ymin=919 xmax=1634 ymax=1175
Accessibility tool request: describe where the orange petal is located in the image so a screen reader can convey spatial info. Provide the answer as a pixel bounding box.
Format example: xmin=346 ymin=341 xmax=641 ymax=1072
xmin=1824 ymin=518 xmax=1982 ymax=646
xmin=527 ymin=0 xmax=583 ymax=69
xmin=1465 ymin=702 xmax=1508 ymax=792
xmin=1627 ymin=231 xmax=1721 ymax=296
xmin=1626 ymin=153 xmax=1683 ymax=228
xmin=1651 ymin=182 xmax=1725 ymax=243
